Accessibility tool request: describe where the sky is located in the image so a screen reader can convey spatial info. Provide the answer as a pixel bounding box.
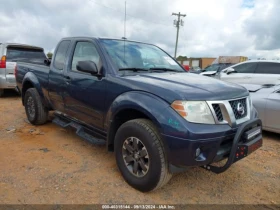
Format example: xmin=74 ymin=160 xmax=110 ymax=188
xmin=0 ymin=0 xmax=279 ymax=59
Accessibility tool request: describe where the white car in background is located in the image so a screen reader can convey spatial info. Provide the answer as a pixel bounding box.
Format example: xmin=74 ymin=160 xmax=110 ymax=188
xmin=219 ymin=60 xmax=280 ymax=85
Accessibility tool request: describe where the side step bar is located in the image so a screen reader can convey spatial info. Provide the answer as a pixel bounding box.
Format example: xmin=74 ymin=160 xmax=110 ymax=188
xmin=52 ymin=116 xmax=106 ymax=146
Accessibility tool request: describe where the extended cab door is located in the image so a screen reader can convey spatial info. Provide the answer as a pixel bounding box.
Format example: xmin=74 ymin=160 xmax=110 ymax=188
xmin=48 ymin=40 xmax=71 ymax=113
xmin=63 ymin=40 xmax=107 ymax=130
xmin=220 ymin=62 xmax=257 ymax=84
xmin=251 ymin=62 xmax=280 ymax=85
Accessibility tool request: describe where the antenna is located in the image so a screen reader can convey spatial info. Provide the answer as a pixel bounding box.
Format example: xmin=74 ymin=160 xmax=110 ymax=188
xmin=123 ymin=1 xmax=127 ymax=63
xmin=124 ymin=1 xmax=126 ymax=39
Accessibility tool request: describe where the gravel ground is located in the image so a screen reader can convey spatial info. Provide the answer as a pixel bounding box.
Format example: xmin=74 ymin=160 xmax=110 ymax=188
xmin=0 ymin=90 xmax=279 ymax=205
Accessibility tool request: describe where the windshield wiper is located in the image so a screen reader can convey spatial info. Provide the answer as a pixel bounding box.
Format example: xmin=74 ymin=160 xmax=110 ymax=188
xmin=149 ymin=68 xmax=181 ymax=72
xmin=119 ymin=68 xmax=149 ymax=72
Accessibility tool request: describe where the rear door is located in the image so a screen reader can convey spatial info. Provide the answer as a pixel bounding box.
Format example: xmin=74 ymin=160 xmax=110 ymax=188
xmin=251 ymin=62 xmax=280 ymax=85
xmin=48 ymin=40 xmax=71 ymax=113
xmin=220 ymin=62 xmax=257 ymax=84
xmin=5 ymin=45 xmax=46 ymax=85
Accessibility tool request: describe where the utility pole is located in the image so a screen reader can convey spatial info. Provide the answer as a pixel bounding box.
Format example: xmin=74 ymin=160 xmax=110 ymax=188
xmin=172 ymin=12 xmax=186 ymax=59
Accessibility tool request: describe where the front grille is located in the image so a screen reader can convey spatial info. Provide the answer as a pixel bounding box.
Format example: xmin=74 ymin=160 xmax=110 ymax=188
xmin=229 ymin=98 xmax=247 ymax=120
xmin=212 ymin=104 xmax=223 ymax=122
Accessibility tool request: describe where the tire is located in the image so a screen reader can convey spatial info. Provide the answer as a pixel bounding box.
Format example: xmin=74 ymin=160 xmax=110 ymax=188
xmin=0 ymin=89 xmax=4 ymax=97
xmin=115 ymin=119 xmax=172 ymax=192
xmin=24 ymin=88 xmax=48 ymax=125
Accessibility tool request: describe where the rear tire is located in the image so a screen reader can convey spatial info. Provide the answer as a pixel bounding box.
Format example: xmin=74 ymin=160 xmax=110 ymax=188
xmin=0 ymin=89 xmax=4 ymax=97
xmin=24 ymin=88 xmax=48 ymax=125
xmin=115 ymin=119 xmax=172 ymax=192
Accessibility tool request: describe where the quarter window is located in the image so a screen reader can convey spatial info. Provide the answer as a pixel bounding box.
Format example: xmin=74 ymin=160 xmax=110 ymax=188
xmin=53 ymin=40 xmax=71 ymax=70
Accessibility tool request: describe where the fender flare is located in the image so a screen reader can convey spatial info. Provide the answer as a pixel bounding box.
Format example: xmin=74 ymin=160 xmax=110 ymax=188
xmin=22 ymin=72 xmax=49 ymax=108
xmin=105 ymin=91 xmax=171 ymax=154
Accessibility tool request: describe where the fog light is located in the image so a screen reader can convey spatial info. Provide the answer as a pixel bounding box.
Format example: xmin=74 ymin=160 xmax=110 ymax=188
xmin=195 ymin=148 xmax=201 ymax=157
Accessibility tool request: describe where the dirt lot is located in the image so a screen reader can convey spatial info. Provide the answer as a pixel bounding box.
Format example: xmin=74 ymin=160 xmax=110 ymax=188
xmin=0 ymin=90 xmax=279 ymax=205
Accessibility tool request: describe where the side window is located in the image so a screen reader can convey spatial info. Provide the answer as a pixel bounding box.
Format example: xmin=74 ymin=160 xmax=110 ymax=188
xmin=71 ymin=42 xmax=100 ymax=71
xmin=53 ymin=40 xmax=71 ymax=70
xmin=233 ymin=62 xmax=257 ymax=73
xmin=255 ymin=62 xmax=280 ymax=74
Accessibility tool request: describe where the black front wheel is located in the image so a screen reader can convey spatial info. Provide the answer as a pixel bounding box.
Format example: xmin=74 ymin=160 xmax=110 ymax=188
xmin=115 ymin=119 xmax=172 ymax=192
xmin=24 ymin=88 xmax=48 ymax=125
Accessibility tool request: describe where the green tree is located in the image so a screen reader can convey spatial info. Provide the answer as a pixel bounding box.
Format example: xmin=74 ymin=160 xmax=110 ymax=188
xmin=176 ymin=55 xmax=188 ymax=64
xmin=47 ymin=52 xmax=53 ymax=59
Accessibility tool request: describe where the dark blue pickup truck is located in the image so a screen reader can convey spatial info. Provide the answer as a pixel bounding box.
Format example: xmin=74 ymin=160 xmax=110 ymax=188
xmin=15 ymin=37 xmax=263 ymax=192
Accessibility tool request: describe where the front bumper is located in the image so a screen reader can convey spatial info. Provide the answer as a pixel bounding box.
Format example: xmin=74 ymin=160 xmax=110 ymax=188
xmin=163 ymin=118 xmax=262 ymax=172
xmin=202 ymin=118 xmax=262 ymax=174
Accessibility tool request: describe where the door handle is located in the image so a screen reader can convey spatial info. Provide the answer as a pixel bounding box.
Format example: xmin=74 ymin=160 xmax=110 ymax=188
xmin=64 ymin=75 xmax=71 ymax=85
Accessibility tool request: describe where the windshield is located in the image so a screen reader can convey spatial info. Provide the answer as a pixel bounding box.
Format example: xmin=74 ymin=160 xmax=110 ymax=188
xmin=204 ymin=64 xmax=220 ymax=72
xmin=100 ymin=39 xmax=184 ymax=72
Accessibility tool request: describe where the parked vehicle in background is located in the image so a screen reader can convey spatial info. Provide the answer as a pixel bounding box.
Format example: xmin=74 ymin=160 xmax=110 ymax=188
xmin=219 ymin=60 xmax=280 ymax=85
xmin=182 ymin=64 xmax=190 ymax=71
xmin=200 ymin=56 xmax=247 ymax=77
xmin=191 ymin=66 xmax=201 ymax=71
xmin=241 ymin=84 xmax=280 ymax=134
xmin=16 ymin=37 xmax=262 ymax=192
xmin=199 ymin=63 xmax=234 ymax=76
xmin=189 ymin=66 xmax=202 ymax=74
xmin=0 ymin=43 xmax=46 ymax=97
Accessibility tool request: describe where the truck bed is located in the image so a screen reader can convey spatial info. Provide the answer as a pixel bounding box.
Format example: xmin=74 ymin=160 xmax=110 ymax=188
xmin=16 ymin=62 xmax=50 ymax=106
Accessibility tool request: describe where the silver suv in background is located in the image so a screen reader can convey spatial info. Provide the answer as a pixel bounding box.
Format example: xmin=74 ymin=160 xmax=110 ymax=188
xmin=0 ymin=43 xmax=46 ymax=97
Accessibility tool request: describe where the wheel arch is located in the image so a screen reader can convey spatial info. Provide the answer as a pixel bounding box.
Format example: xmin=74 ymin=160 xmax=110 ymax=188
xmin=105 ymin=91 xmax=170 ymax=155
xmin=22 ymin=72 xmax=49 ymax=108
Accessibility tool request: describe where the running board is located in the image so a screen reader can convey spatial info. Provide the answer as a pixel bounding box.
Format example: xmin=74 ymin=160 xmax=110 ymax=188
xmin=52 ymin=116 xmax=106 ymax=145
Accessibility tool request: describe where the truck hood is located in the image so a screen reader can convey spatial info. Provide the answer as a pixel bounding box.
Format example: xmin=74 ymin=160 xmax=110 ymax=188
xmin=122 ymin=72 xmax=248 ymax=102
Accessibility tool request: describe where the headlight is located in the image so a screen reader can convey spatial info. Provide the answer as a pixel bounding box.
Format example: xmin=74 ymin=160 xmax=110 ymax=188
xmin=171 ymin=101 xmax=215 ymax=124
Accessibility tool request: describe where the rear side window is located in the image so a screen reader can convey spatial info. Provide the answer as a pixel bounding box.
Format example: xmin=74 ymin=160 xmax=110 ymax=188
xmin=255 ymin=62 xmax=280 ymax=74
xmin=6 ymin=47 xmax=46 ymax=64
xmin=54 ymin=40 xmax=71 ymax=70
xmin=233 ymin=62 xmax=257 ymax=73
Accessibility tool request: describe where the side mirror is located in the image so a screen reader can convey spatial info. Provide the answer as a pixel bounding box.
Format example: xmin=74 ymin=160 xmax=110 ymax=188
xmin=44 ymin=59 xmax=51 ymax=66
xmin=77 ymin=60 xmax=98 ymax=75
xmin=224 ymin=67 xmax=236 ymax=74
